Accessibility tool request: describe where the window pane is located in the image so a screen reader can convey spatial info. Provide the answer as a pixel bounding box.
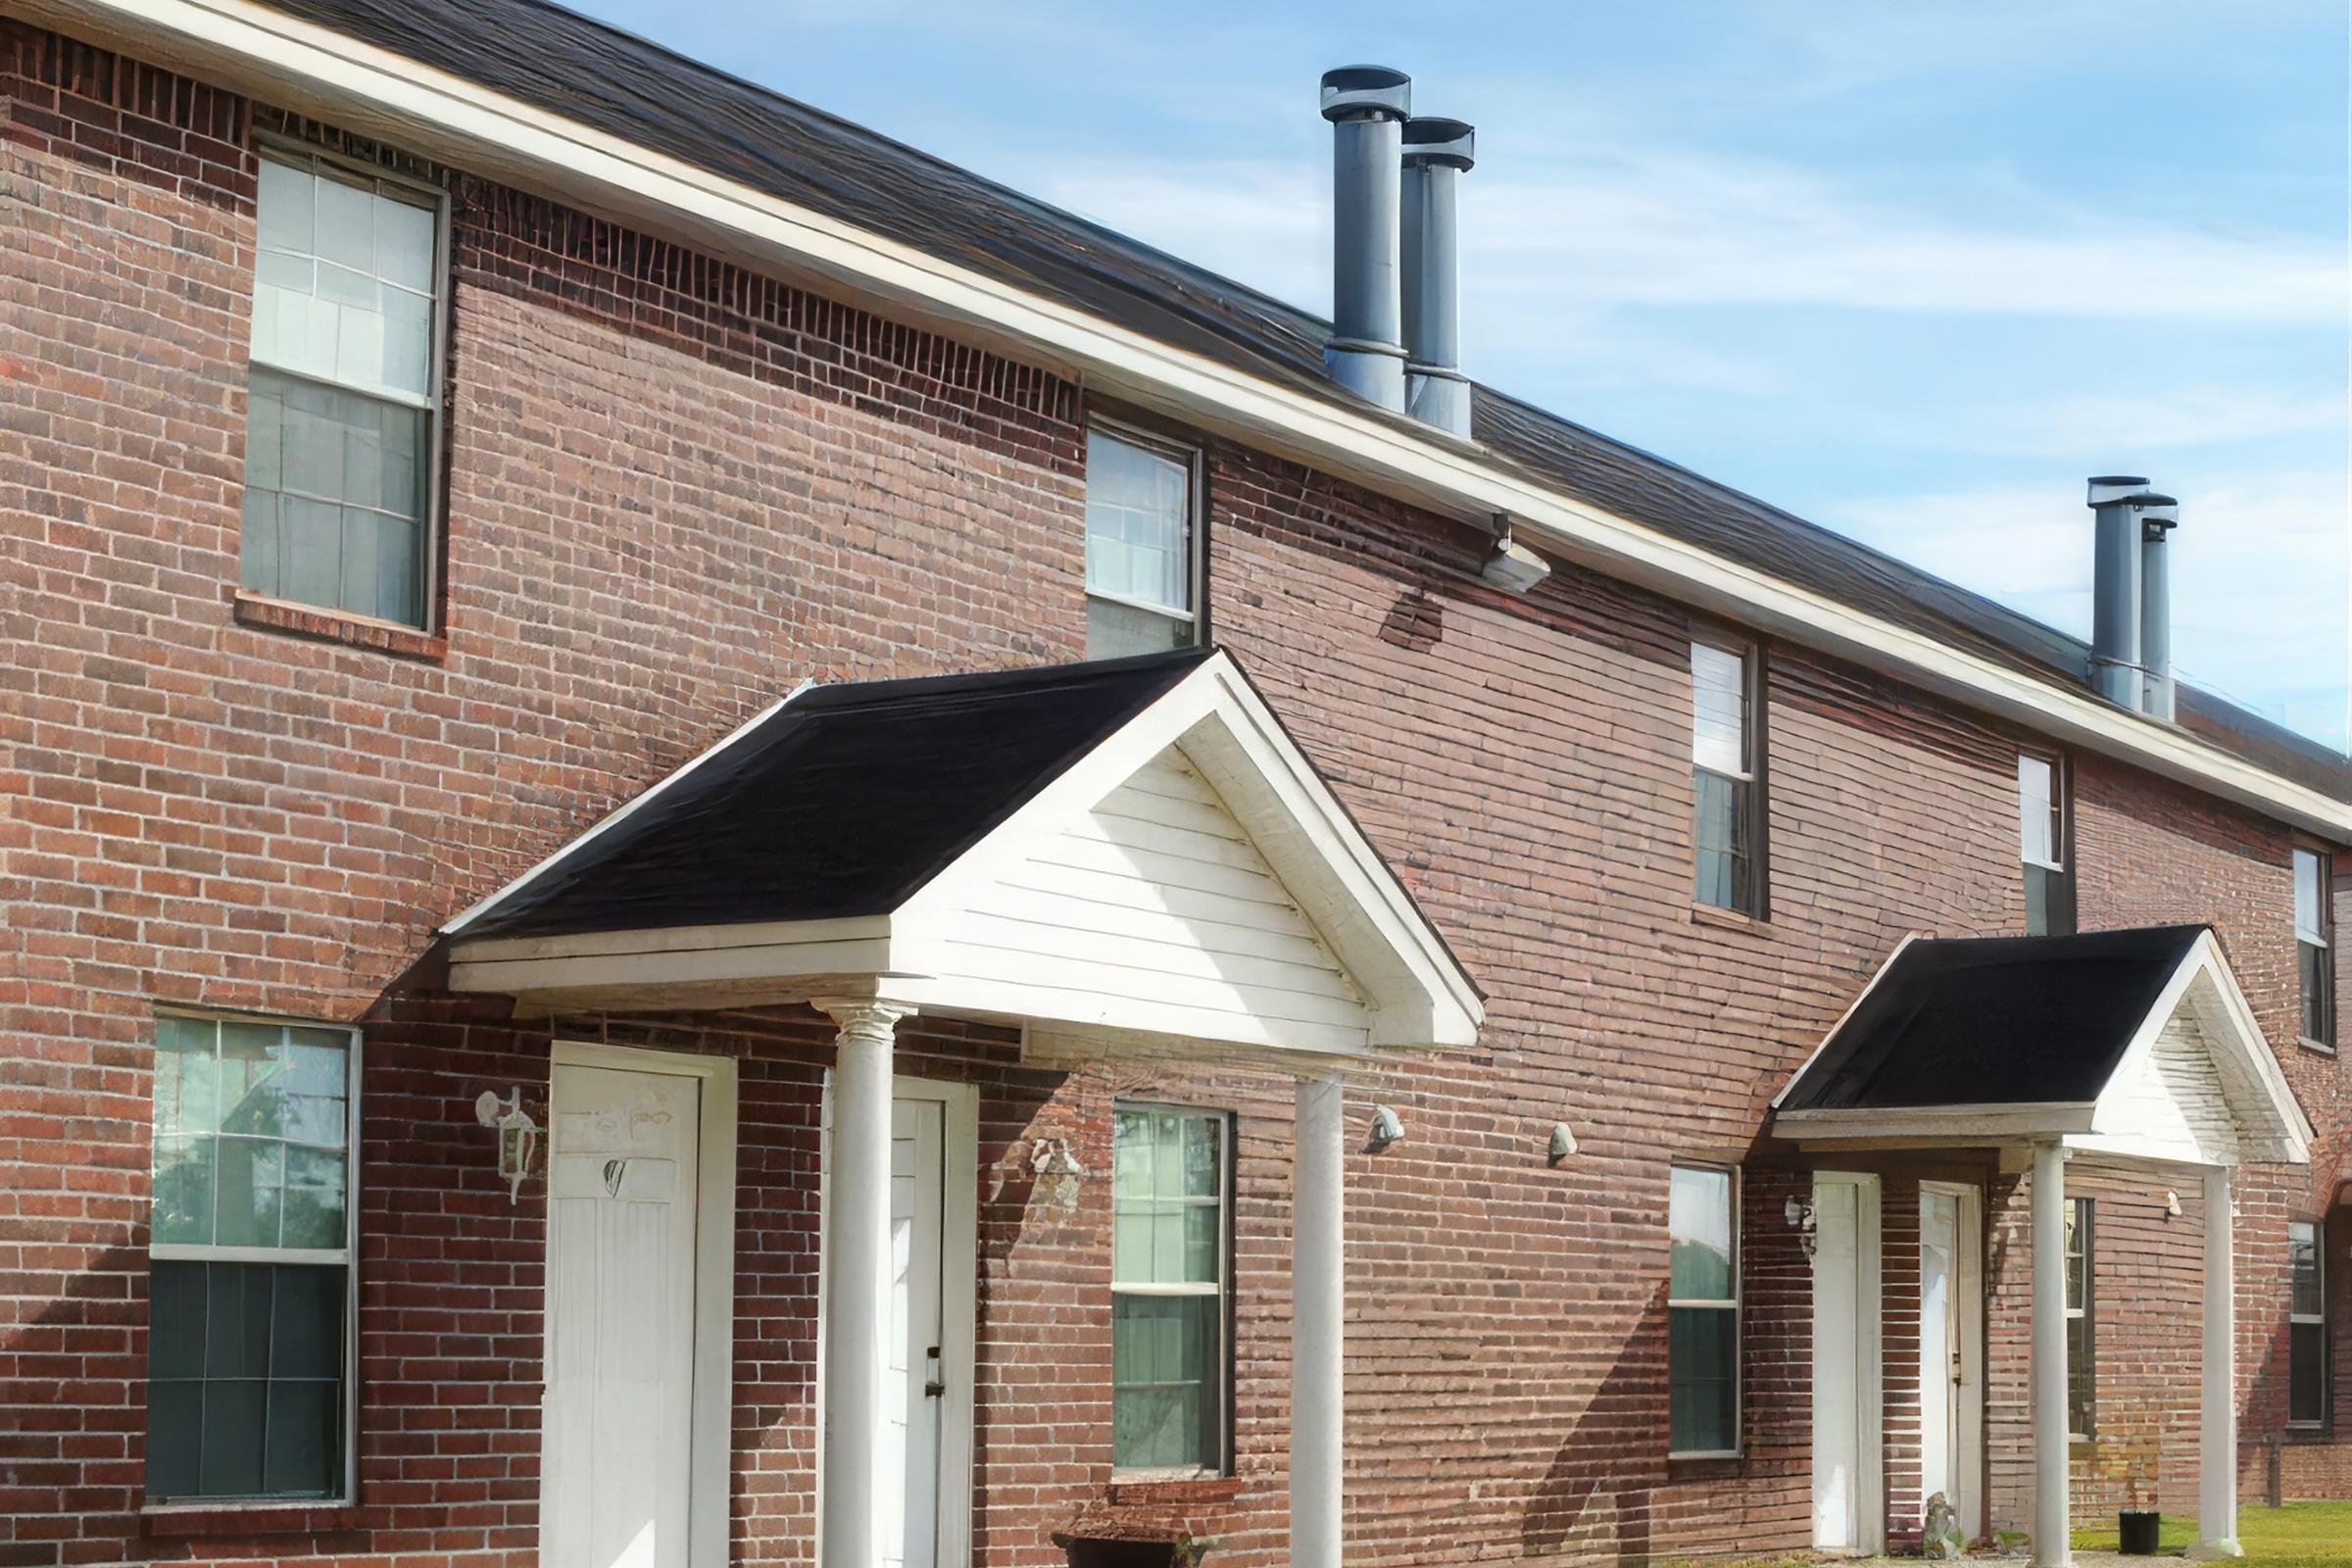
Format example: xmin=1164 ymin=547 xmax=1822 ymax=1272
xmin=1668 ymin=1167 xmax=1733 ymax=1301
xmin=214 ymin=1139 xmax=285 ymax=1248
xmin=205 ymin=1262 xmax=272 ymax=1378
xmin=148 ymin=1263 xmax=345 ymax=1501
xmin=1084 ymin=428 xmax=1192 ymax=616
xmin=1693 ymin=769 xmax=1750 ymax=912
xmin=2295 ymin=850 xmax=2326 ymax=943
xmin=2290 ymin=1223 xmax=2323 ymax=1317
xmin=1087 ymin=595 xmax=1188 ymax=659
xmin=200 ymin=1377 xmax=267 ymax=1496
xmin=270 ymin=1266 xmax=346 ymax=1380
xmin=154 ymin=1016 xmax=220 ymax=1140
xmin=283 ymin=1147 xmax=348 ymax=1250
xmin=1690 ymin=644 xmax=1746 ymax=774
xmin=145 ymin=1377 xmax=203 ymax=1500
xmin=2289 ymin=1321 xmax=2326 ymax=1425
xmin=256 ymin=158 xmax=315 ymax=254
xmin=2301 ymin=942 xmax=2333 ymax=1044
xmin=2019 ymin=755 xmax=2055 ymax=866
xmin=1111 ymin=1294 xmax=1217 ymax=1470
xmin=149 ymin=1261 xmax=209 ymax=1379
xmin=2068 ymin=1312 xmax=2095 ymax=1437
xmin=1668 ymin=1306 xmax=1737 ymax=1452
xmin=152 ymin=1135 xmax=216 ymax=1245
xmin=265 ymin=1379 xmax=340 ymax=1495
xmin=1111 ymin=1110 xmax=1221 ymax=1288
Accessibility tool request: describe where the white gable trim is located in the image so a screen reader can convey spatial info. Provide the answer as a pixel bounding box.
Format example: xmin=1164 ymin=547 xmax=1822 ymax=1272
xmin=447 ymin=653 xmax=1483 ymax=1055
xmin=1771 ymin=930 xmax=2312 ymax=1166
xmin=22 ymin=0 xmax=2348 ymax=845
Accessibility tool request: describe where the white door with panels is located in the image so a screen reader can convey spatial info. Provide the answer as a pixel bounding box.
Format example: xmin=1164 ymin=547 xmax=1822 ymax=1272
xmin=544 ymin=1062 xmax=702 ymax=1568
xmin=1812 ymin=1171 xmax=1884 ymax=1554
xmin=885 ymin=1096 xmax=947 ymax=1568
xmin=1919 ymin=1184 xmax=1984 ymax=1542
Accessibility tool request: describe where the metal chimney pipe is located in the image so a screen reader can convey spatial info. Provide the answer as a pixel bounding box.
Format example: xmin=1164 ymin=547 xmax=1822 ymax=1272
xmin=2138 ymin=497 xmax=2180 ymax=720
xmin=2086 ymin=475 xmax=2158 ymax=710
xmin=1319 ymin=66 xmax=1413 ymax=410
xmin=1401 ymin=116 xmax=1475 ymax=438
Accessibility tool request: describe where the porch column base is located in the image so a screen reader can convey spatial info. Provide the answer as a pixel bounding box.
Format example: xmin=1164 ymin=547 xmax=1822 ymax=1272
xmin=2197 ymin=1164 xmax=2239 ymax=1560
xmin=815 ymin=997 xmax=911 ymax=1568
xmin=1292 ymin=1074 xmax=1345 ymax=1568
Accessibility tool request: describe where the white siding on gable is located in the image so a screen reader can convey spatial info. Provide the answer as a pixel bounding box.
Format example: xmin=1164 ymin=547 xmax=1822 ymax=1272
xmin=2081 ymin=1011 xmax=2242 ymax=1166
xmin=914 ymin=746 xmax=1372 ymax=1053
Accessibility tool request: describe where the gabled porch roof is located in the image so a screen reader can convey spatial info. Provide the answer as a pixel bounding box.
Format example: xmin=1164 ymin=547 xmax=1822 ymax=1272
xmin=1772 ymin=925 xmax=2312 ymax=1166
xmin=443 ymin=649 xmax=1484 ymax=1056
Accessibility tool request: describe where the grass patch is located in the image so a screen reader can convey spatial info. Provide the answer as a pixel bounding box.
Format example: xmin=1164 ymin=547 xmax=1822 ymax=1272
xmin=2071 ymin=1501 xmax=2352 ymax=1566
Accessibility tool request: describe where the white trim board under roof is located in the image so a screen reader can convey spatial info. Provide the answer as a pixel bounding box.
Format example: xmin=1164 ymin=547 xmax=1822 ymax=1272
xmin=1772 ymin=925 xmax=2311 ymax=1167
xmin=445 ymin=650 xmax=1485 ymax=1057
xmin=24 ymin=0 xmax=2348 ymax=842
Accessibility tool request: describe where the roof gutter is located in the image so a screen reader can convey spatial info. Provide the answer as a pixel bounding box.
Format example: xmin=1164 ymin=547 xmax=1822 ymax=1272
xmin=27 ymin=0 xmax=2352 ymax=844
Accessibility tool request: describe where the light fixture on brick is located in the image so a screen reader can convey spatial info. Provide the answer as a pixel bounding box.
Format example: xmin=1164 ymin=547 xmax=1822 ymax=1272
xmin=1367 ymin=1105 xmax=1404 ymax=1152
xmin=474 ymin=1086 xmax=539 ymax=1203
xmin=1547 ymin=1122 xmax=1577 ymax=1162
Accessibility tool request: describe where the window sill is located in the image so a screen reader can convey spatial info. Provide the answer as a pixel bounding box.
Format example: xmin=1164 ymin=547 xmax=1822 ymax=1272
xmin=1667 ymin=1450 xmax=1742 ymax=1479
xmin=142 ymin=1500 xmax=361 ymax=1538
xmin=231 ymin=591 xmax=448 ymax=662
xmin=1105 ymin=1475 xmax=1245 ymax=1506
xmin=1690 ymin=903 xmax=1769 ymax=936
xmin=2295 ymin=1037 xmax=2337 ymax=1056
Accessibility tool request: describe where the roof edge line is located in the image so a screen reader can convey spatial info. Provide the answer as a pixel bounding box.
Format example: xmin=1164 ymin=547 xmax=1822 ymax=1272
xmin=1769 ymin=931 xmax=1924 ymax=1111
xmin=47 ymin=0 xmax=2349 ymax=839
xmin=439 ymin=680 xmax=812 ymax=938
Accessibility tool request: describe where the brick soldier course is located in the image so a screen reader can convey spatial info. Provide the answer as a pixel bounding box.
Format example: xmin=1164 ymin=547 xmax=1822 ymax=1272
xmin=2 ymin=9 xmax=2347 ymax=1568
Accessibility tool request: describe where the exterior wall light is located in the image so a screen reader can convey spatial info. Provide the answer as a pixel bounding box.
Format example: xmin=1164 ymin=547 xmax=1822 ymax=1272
xmin=474 ymin=1086 xmax=538 ymax=1203
xmin=2166 ymin=1189 xmax=2183 ymax=1218
xmin=1367 ymin=1105 xmax=1405 ymax=1152
xmin=1546 ymin=1123 xmax=1577 ymax=1163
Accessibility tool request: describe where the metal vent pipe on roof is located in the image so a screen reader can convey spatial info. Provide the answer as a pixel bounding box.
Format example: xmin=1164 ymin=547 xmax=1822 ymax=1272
xmin=2138 ymin=496 xmax=2181 ymax=721
xmin=1401 ymin=116 xmax=1475 ymax=438
xmin=2085 ymin=475 xmax=2164 ymax=711
xmin=1319 ymin=66 xmax=1413 ymax=410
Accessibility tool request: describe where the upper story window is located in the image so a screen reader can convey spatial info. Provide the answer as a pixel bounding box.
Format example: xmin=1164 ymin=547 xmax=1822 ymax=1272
xmin=1110 ymin=1104 xmax=1230 ymax=1474
xmin=148 ymin=1014 xmax=358 ymax=1503
xmin=2018 ymin=753 xmax=2075 ymax=937
xmin=1667 ymin=1165 xmax=1740 ymax=1456
xmin=1085 ymin=422 xmax=1201 ymax=658
xmin=2295 ymin=848 xmax=2334 ymax=1049
xmin=2066 ymin=1197 xmax=2093 ymax=1441
xmin=2289 ymin=1219 xmax=2327 ymax=1426
xmin=241 ymin=150 xmax=444 ymax=629
xmin=1690 ymin=639 xmax=1764 ymax=916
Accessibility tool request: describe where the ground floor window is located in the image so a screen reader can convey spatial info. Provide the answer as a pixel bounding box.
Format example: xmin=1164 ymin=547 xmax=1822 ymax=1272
xmin=147 ymin=1014 xmax=357 ymax=1502
xmin=1668 ymin=1164 xmax=1739 ymax=1455
xmin=1110 ymin=1104 xmax=1230 ymax=1474
xmin=2066 ymin=1197 xmax=2093 ymax=1440
xmin=2290 ymin=1220 xmax=2327 ymax=1426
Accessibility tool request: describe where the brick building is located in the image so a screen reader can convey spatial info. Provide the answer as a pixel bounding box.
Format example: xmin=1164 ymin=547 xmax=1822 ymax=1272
xmin=2 ymin=2 xmax=2348 ymax=1567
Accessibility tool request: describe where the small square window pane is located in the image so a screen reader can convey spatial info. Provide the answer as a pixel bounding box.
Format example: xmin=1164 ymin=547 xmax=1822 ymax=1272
xmin=145 ymin=1377 xmax=204 ymax=1499
xmin=214 ymin=1140 xmax=284 ymax=1248
xmin=151 ymin=1135 xmax=216 ymax=1245
xmin=332 ymin=295 xmax=385 ymax=390
xmin=154 ymin=1018 xmax=219 ymax=1140
xmin=265 ymin=1380 xmax=340 ymax=1495
xmin=1113 ymin=1110 xmax=1152 ymax=1201
xmin=244 ymin=375 xmax=284 ymax=494
xmin=377 ymin=195 xmax=436 ymax=293
xmin=239 ymin=489 xmax=280 ymax=595
xmin=205 ymin=1264 xmax=272 ymax=1379
xmin=149 ymin=1261 xmax=210 ymax=1379
xmin=373 ymin=514 xmax=420 ymax=625
xmin=270 ymin=1266 xmax=345 ymax=1379
xmin=1087 ymin=596 xmax=1188 ymax=659
xmin=338 ymin=509 xmax=382 ymax=619
xmin=199 ymin=1377 xmax=267 ymax=1495
xmin=218 ymin=1025 xmax=288 ymax=1137
xmin=280 ymin=498 xmax=344 ymax=609
xmin=379 ymin=404 xmax=423 ymax=518
xmin=282 ymin=1149 xmax=347 ymax=1250
xmin=256 ymin=159 xmax=315 ymax=254
xmin=315 ymin=174 xmax=374 ymax=272
xmin=380 ymin=286 xmax=433 ymax=398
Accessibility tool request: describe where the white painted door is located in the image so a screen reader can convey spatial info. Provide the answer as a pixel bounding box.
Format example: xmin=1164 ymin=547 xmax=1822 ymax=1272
xmin=1812 ymin=1172 xmax=1882 ymax=1553
xmin=1920 ymin=1184 xmax=1983 ymax=1541
xmin=544 ymin=1064 xmax=702 ymax=1568
xmin=884 ymin=1097 xmax=946 ymax=1568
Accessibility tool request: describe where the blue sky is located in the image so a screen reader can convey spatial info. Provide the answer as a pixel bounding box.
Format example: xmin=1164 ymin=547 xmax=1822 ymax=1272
xmin=573 ymin=0 xmax=2351 ymax=750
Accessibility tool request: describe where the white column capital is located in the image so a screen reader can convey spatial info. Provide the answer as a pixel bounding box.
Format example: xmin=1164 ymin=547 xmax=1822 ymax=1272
xmin=813 ymin=996 xmax=915 ymax=1045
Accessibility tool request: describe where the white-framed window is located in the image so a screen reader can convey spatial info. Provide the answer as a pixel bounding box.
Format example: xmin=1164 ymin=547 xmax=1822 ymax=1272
xmin=2018 ymin=752 xmax=2075 ymax=936
xmin=1085 ymin=421 xmax=1202 ymax=658
xmin=241 ymin=146 xmax=446 ymax=629
xmin=2065 ymin=1197 xmax=2093 ymax=1441
xmin=1109 ymin=1103 xmax=1229 ymax=1474
xmin=147 ymin=1013 xmax=359 ymax=1503
xmin=1690 ymin=640 xmax=1764 ymax=916
xmin=1667 ymin=1164 xmax=1739 ymax=1456
xmin=2295 ymin=848 xmax=2334 ymax=1049
xmin=2289 ymin=1219 xmax=2327 ymax=1427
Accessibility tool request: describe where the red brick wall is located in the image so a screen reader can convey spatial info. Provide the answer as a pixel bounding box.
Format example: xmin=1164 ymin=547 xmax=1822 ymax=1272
xmin=4 ymin=23 xmax=2347 ymax=1568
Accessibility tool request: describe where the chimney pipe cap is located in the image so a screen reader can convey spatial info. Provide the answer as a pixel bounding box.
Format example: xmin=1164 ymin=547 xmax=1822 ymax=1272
xmin=1402 ymin=116 xmax=1476 ymax=170
xmin=1321 ymin=65 xmax=1412 ymax=122
xmin=2086 ymin=474 xmax=2156 ymax=507
xmin=2138 ymin=499 xmax=2180 ymax=532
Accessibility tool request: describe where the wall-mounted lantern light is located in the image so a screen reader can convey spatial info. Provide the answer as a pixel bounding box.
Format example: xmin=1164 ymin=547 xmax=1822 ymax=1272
xmin=1367 ymin=1105 xmax=1404 ymax=1152
xmin=474 ymin=1087 xmax=539 ymax=1203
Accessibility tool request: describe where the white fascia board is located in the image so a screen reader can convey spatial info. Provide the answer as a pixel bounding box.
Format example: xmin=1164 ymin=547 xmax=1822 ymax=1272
xmin=1773 ymin=1102 xmax=2099 ymax=1142
xmin=438 ymin=683 xmax=808 ymax=937
xmin=35 ymin=0 xmax=2350 ymax=844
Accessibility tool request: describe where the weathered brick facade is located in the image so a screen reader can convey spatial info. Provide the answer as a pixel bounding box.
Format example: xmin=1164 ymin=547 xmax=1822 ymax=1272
xmin=2 ymin=21 xmax=2345 ymax=1568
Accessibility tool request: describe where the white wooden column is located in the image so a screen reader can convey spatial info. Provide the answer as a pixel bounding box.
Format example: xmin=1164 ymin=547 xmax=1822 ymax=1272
xmin=2031 ymin=1142 xmax=2071 ymax=1568
xmin=1292 ymin=1074 xmax=1346 ymax=1568
xmin=816 ymin=998 xmax=909 ymax=1568
xmin=2195 ymin=1164 xmax=2242 ymax=1559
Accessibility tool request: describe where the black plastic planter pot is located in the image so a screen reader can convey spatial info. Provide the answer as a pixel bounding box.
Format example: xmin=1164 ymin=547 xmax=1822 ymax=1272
xmin=2118 ymin=1508 xmax=2161 ymax=1555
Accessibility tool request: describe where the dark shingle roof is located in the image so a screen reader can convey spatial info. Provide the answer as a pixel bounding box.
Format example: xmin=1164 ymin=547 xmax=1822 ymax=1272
xmin=1778 ymin=926 xmax=2209 ymax=1111
xmin=463 ymin=649 xmax=1210 ymax=939
xmin=265 ymin=0 xmax=2348 ymax=802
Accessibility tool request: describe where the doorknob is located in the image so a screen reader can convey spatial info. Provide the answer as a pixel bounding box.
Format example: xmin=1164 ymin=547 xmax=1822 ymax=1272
xmin=923 ymin=1346 xmax=945 ymax=1399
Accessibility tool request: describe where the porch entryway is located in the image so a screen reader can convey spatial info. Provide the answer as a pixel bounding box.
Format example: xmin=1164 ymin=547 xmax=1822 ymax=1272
xmin=440 ymin=649 xmax=1485 ymax=1568
xmin=1919 ymin=1182 xmax=1984 ymax=1541
xmin=1775 ymin=926 xmax=2313 ymax=1568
